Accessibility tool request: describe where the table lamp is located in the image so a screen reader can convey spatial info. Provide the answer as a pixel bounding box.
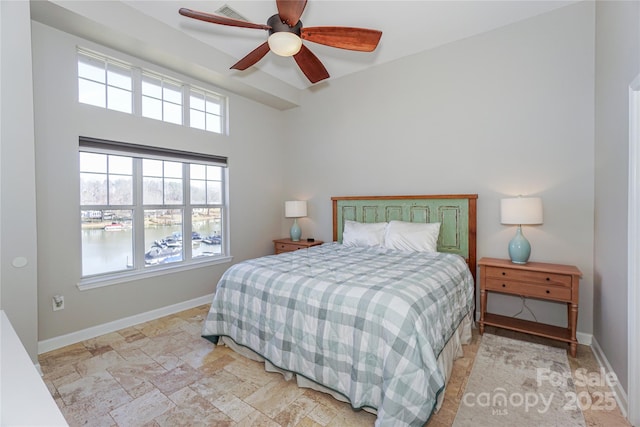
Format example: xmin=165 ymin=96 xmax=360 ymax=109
xmin=500 ymin=197 xmax=543 ymax=264
xmin=285 ymin=200 xmax=307 ymax=242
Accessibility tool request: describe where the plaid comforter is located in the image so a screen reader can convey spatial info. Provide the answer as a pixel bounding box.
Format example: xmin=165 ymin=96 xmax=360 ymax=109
xmin=202 ymin=243 xmax=474 ymax=426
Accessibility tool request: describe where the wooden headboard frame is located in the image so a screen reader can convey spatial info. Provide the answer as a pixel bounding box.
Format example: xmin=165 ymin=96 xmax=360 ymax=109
xmin=331 ymin=194 xmax=478 ymax=282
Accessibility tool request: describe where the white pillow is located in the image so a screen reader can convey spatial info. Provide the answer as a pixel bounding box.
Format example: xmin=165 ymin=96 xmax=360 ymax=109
xmin=384 ymin=220 xmax=441 ymax=252
xmin=342 ymin=220 xmax=387 ymax=247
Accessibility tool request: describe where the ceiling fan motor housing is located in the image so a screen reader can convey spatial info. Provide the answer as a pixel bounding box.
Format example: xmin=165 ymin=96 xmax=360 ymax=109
xmin=267 ymin=14 xmax=302 ymax=36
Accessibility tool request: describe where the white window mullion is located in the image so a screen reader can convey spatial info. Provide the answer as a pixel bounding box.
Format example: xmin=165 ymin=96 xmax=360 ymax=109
xmin=183 ymin=85 xmax=190 ymax=128
xmin=103 ymin=60 xmax=109 ymax=108
xmin=159 ymin=79 xmax=165 ymax=121
xmin=222 ymin=96 xmax=229 ymax=135
xmin=133 ymin=158 xmax=145 ymax=270
xmin=132 ymin=67 xmax=142 ymax=117
xmin=183 ymin=163 xmax=192 ymax=260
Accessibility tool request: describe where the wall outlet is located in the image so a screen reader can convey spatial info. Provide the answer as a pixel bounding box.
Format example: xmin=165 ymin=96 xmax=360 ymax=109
xmin=52 ymin=295 xmax=64 ymax=311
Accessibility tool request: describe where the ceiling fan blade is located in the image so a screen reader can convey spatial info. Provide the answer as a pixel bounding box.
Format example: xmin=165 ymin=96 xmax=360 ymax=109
xmin=230 ymin=42 xmax=271 ymax=70
xmin=301 ymin=27 xmax=382 ymax=52
xmin=276 ymin=0 xmax=307 ymax=26
xmin=179 ymin=8 xmax=271 ymax=30
xmin=293 ymin=45 xmax=330 ymax=84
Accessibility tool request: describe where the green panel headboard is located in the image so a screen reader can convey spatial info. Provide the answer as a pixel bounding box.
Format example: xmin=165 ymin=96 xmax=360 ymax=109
xmin=331 ymin=194 xmax=478 ymax=281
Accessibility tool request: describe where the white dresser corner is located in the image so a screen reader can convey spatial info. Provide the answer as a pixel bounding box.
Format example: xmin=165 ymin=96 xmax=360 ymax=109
xmin=1 ymin=310 xmax=68 ymax=426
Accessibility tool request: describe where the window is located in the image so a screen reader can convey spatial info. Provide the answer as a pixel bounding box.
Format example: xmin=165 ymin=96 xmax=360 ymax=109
xmin=190 ymin=88 xmax=224 ymax=133
xmin=77 ymin=48 xmax=227 ymax=134
xmin=142 ymin=74 xmax=183 ymax=125
xmin=79 ymin=138 xmax=228 ymax=282
xmin=78 ymin=51 xmax=133 ymax=113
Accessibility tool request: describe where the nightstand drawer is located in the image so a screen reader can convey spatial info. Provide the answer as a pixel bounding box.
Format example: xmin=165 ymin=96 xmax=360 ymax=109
xmin=276 ymin=242 xmax=307 ymax=252
xmin=485 ymin=278 xmax=571 ymax=301
xmin=484 ymin=266 xmax=572 ymax=287
xmin=273 ymin=238 xmax=324 ymax=254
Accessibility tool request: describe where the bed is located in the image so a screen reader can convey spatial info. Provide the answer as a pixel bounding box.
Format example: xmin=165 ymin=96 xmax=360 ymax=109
xmin=202 ymin=194 xmax=477 ymax=426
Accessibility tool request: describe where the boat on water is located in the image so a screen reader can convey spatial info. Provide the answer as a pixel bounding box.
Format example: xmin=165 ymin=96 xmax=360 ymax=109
xmin=104 ymin=223 xmax=126 ymax=231
xmin=144 ymin=231 xmax=216 ymax=265
xmin=203 ymin=235 xmax=222 ymax=245
xmin=170 ymin=231 xmax=203 ymax=242
xmin=144 ymin=245 xmax=182 ymax=265
xmin=164 ymin=236 xmax=181 ymax=247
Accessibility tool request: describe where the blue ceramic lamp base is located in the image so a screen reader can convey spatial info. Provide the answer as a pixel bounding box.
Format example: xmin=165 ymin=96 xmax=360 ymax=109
xmin=508 ymin=225 xmax=531 ymax=264
xmin=290 ymin=219 xmax=301 ymax=242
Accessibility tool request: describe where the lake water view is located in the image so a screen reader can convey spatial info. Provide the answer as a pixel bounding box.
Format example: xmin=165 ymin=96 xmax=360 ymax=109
xmin=81 ymin=220 xmax=222 ymax=276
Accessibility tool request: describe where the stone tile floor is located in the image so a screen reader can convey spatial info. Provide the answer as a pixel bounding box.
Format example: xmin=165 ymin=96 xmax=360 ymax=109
xmin=39 ymin=305 xmax=631 ymax=426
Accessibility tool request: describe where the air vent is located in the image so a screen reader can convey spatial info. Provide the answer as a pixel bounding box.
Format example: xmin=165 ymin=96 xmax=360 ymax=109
xmin=215 ymin=4 xmax=249 ymax=22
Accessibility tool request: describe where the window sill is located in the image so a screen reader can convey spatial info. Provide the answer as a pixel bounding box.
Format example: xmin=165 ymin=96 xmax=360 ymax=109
xmin=77 ymin=255 xmax=233 ymax=291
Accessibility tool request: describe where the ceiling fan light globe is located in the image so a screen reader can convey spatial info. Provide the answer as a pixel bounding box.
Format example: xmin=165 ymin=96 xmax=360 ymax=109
xmin=268 ymin=32 xmax=302 ymax=57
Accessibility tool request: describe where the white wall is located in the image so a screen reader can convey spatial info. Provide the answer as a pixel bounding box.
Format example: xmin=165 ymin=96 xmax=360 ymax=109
xmin=0 ymin=0 xmax=40 ymax=362
xmin=283 ymin=2 xmax=596 ymax=334
xmin=31 ymin=22 xmax=287 ymax=341
xmin=594 ymin=0 xmax=640 ymax=396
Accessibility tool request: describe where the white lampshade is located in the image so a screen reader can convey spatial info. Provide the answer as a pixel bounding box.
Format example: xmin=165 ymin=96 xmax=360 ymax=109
xmin=268 ymin=32 xmax=302 ymax=57
xmin=501 ymin=197 xmax=543 ymax=225
xmin=285 ymin=200 xmax=307 ymax=218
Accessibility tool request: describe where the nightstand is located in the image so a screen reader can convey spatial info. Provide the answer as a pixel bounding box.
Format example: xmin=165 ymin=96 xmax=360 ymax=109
xmin=273 ymin=238 xmax=323 ymax=254
xmin=478 ymin=257 xmax=582 ymax=357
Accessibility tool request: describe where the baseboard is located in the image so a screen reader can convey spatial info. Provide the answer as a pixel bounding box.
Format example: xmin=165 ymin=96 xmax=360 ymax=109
xmin=37 ymin=294 xmax=213 ymax=354
xmin=591 ymin=335 xmax=629 ymax=419
xmin=577 ymin=331 xmax=592 ymax=346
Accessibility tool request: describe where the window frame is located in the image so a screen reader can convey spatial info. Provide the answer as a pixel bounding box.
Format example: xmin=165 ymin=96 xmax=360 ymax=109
xmin=78 ymin=137 xmax=231 ymax=291
xmin=77 ymin=48 xmax=228 ymax=135
xmin=77 ymin=50 xmax=134 ymax=113
xmin=189 ymin=86 xmax=225 ymax=133
xmin=141 ymin=72 xmax=184 ymax=125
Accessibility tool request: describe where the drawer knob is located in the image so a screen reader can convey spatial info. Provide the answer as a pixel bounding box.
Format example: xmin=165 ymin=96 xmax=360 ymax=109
xmin=502 ymin=283 xmax=506 ymax=287
xmin=546 ymin=277 xmax=550 ymax=281
xmin=502 ymin=272 xmax=506 ymax=276
xmin=546 ymin=290 xmax=550 ymax=294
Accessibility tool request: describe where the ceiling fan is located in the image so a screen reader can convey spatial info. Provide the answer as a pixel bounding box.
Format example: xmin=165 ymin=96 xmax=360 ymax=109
xmin=178 ymin=0 xmax=382 ymax=84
